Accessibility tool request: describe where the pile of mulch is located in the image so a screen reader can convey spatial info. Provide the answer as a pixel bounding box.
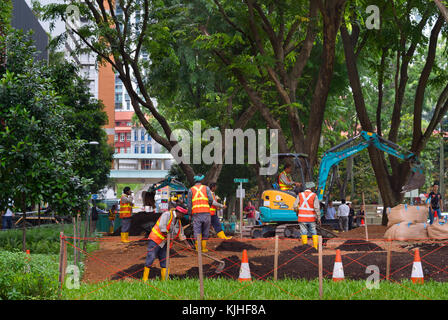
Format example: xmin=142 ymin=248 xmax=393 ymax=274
xmin=214 ymin=240 xmax=259 ymax=252
xmin=113 ymin=211 xmax=161 ymax=236
xmin=335 ymin=239 xmax=383 ymax=252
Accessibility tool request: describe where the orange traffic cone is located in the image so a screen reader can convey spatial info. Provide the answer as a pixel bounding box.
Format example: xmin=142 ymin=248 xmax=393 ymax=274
xmin=411 ymin=248 xmax=424 ymax=284
xmin=238 ymin=249 xmax=251 ymax=282
xmin=360 ymin=218 xmax=365 ymax=226
xmin=332 ymin=249 xmax=344 ymax=282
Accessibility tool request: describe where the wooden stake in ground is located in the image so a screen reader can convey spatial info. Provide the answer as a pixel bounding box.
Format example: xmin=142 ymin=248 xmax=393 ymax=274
xmin=72 ymin=216 xmax=77 ymax=266
xmin=197 ymin=235 xmax=204 ymax=299
xmin=386 ymin=239 xmax=392 ymax=280
xmin=362 ymin=192 xmax=369 ymax=241
xmin=77 ymin=213 xmax=81 ymax=263
xmin=165 ymin=233 xmax=171 ymax=280
xmin=318 ymin=235 xmax=323 ymax=299
xmin=58 ymin=232 xmax=66 ymax=289
xmin=83 ymin=209 xmax=88 ymax=253
xmin=274 ymin=235 xmax=279 ymax=281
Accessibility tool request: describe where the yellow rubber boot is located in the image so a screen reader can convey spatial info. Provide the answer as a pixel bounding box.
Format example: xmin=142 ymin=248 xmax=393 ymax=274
xmin=312 ymin=235 xmax=319 ymax=250
xmin=201 ymin=240 xmax=209 ymax=253
xmin=142 ymin=267 xmax=150 ymax=282
xmin=301 ymin=235 xmax=308 ymax=245
xmin=217 ymin=231 xmax=232 ymax=240
xmin=121 ymin=232 xmax=130 ymax=243
xmin=125 ymin=232 xmax=131 ymax=242
xmin=161 ymin=268 xmax=170 ymax=280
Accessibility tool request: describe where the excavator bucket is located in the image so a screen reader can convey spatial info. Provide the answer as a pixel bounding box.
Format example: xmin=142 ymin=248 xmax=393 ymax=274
xmin=402 ymin=166 xmax=425 ymax=192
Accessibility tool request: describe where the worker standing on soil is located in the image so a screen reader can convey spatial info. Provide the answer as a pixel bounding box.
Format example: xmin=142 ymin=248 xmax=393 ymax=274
xmin=337 ymin=199 xmax=350 ymax=232
xmin=187 ymin=175 xmax=214 ymax=252
xmin=142 ymin=204 xmax=187 ymax=282
xmin=119 ymin=186 xmax=134 ymax=243
xmin=293 ymin=182 xmax=320 ymax=249
xmin=427 ymin=183 xmax=444 ymax=224
xmin=278 ymin=163 xmax=302 ymax=193
xmin=209 ymin=182 xmax=232 ymax=240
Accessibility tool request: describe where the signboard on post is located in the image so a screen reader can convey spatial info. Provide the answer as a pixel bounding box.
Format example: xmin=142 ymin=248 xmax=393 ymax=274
xmin=234 ymin=178 xmax=248 ymax=239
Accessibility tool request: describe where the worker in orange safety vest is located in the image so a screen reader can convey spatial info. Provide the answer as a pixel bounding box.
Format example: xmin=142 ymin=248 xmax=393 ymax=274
xmin=187 ymin=175 xmax=214 ymax=253
xmin=119 ymin=186 xmax=134 ymax=243
xmin=293 ymin=182 xmax=321 ymax=249
xmin=142 ymin=204 xmax=187 ymax=282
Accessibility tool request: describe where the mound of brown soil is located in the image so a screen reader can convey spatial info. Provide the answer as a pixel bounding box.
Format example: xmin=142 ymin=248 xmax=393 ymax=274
xmin=214 ymin=240 xmax=259 ymax=252
xmin=335 ymin=239 xmax=383 ymax=252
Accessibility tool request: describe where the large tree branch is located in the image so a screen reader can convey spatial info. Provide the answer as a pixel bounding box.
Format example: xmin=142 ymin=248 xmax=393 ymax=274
xmin=434 ymin=0 xmax=448 ymax=23
xmin=411 ymin=15 xmax=444 ymax=151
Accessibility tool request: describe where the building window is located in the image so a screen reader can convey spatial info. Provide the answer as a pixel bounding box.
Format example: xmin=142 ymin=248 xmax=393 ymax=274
xmin=126 ymin=147 xmax=131 ymax=154
xmin=126 ymin=100 xmax=131 ymax=110
xmin=114 ymin=134 xmax=118 ymax=141
xmin=141 ymin=144 xmax=145 ymax=154
xmin=115 ymin=148 xmax=119 ymax=154
xmin=141 ymin=129 xmax=145 ymax=141
xmin=120 ymin=133 xmax=125 ymax=142
xmin=141 ymin=159 xmax=151 ymax=170
xmin=147 ymin=134 xmax=152 ymax=142
xmin=120 ymin=148 xmax=125 ymax=154
xmin=126 ymin=133 xmax=131 ymax=141
xmin=134 ymin=130 xmax=138 ymax=141
xmin=135 ymin=144 xmax=139 ymax=154
xmin=115 ymin=122 xmax=120 ymax=127
xmin=147 ymin=144 xmax=152 ymax=154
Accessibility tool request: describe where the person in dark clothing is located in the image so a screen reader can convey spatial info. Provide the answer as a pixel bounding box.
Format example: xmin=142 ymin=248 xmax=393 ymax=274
xmin=356 ymin=205 xmax=366 ymax=227
xmin=428 ymin=183 xmax=444 ymax=224
xmin=348 ymin=203 xmax=355 ymax=230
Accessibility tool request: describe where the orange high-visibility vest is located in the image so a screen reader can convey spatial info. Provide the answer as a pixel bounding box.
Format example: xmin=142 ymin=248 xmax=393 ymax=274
xmin=191 ymin=184 xmax=210 ymax=214
xmin=149 ymin=210 xmax=181 ymax=246
xmin=210 ymin=192 xmax=217 ymax=216
xmin=297 ymin=190 xmax=317 ymax=223
xmin=278 ymin=171 xmax=293 ymax=191
xmin=119 ymin=195 xmax=132 ymax=219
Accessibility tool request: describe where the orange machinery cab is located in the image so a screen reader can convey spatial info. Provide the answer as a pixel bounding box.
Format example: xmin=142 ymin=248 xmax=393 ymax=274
xmin=259 ymin=190 xmax=298 ymax=223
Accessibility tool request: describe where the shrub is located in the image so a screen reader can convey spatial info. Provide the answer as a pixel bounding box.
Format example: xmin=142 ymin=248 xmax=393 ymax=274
xmin=0 ymin=251 xmax=59 ymax=300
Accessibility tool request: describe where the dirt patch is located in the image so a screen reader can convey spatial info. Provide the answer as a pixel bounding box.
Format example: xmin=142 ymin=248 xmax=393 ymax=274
xmin=335 ymin=239 xmax=383 ymax=252
xmin=81 ymin=234 xmax=448 ymax=284
xmin=214 ymin=240 xmax=259 ymax=252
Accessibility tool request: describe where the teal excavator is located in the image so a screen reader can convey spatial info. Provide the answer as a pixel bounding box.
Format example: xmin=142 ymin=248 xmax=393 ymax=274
xmin=243 ymin=131 xmax=425 ymax=238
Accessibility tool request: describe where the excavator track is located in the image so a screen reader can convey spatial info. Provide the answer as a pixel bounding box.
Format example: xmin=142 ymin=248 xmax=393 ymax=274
xmin=240 ymin=223 xmax=338 ymax=240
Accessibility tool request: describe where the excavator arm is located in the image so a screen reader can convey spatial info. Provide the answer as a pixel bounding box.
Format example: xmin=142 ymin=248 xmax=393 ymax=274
xmin=316 ymin=131 xmax=425 ymax=202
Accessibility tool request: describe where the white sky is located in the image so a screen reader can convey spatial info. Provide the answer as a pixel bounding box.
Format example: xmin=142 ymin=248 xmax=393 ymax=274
xmin=24 ymin=0 xmax=66 ymax=36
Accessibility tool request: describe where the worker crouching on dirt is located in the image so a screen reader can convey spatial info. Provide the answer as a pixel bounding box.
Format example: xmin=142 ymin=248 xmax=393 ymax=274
xmin=293 ymin=182 xmax=320 ymax=249
xmin=108 ymin=204 xmax=117 ymax=234
xmin=188 ymin=174 xmax=214 ymax=253
xmin=209 ymin=182 xmax=232 ymax=240
xmin=120 ymin=186 xmax=134 ymax=243
xmin=142 ymin=204 xmax=187 ymax=282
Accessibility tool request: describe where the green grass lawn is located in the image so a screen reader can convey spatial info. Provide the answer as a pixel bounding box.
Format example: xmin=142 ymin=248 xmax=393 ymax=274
xmin=61 ymin=278 xmax=448 ymax=300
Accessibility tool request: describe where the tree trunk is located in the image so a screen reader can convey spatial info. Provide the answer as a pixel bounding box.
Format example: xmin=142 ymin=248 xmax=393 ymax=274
xmin=305 ymin=0 xmax=347 ymax=167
